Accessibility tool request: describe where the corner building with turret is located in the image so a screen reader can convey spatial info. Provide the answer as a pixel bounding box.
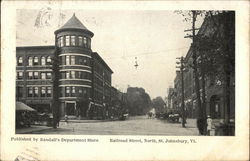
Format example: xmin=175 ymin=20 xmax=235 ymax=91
xmin=16 ymin=14 xmax=113 ymax=119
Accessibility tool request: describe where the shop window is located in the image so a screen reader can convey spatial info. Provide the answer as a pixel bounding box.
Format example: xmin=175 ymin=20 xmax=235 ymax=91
xmin=78 ymin=36 xmax=83 ymax=46
xmin=17 ymin=72 xmax=23 ymax=79
xmin=27 ymin=87 xmax=33 ymax=97
xmin=34 ymin=72 xmax=39 ymax=79
xmin=46 ymin=56 xmax=51 ymax=65
xmin=34 ymin=57 xmax=39 ymax=65
xmin=41 ymin=87 xmax=46 ymax=97
xmin=71 ymin=36 xmax=76 ymax=46
xmin=41 ymin=57 xmax=46 ymax=65
xmin=41 ymin=72 xmax=46 ymax=79
xmin=65 ymin=87 xmax=70 ymax=97
xmin=17 ymin=57 xmax=23 ymax=66
xmin=47 ymin=87 xmax=51 ymax=97
xmin=46 ymin=72 xmax=51 ymax=79
xmin=65 ymin=36 xmax=70 ymax=46
xmin=66 ymin=55 xmax=70 ymax=65
xmin=71 ymin=56 xmax=75 ymax=65
xmin=83 ymin=37 xmax=87 ymax=47
xmin=34 ymin=87 xmax=39 ymax=97
xmin=28 ymin=57 xmax=33 ymax=66
xmin=28 ymin=72 xmax=33 ymax=79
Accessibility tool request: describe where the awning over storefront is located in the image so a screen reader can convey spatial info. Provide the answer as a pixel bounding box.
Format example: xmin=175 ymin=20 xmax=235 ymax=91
xmin=16 ymin=102 xmax=36 ymax=111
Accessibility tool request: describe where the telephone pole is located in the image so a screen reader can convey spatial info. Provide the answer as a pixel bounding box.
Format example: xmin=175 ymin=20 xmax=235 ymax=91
xmin=176 ymin=56 xmax=186 ymax=128
xmin=184 ymin=11 xmax=204 ymax=135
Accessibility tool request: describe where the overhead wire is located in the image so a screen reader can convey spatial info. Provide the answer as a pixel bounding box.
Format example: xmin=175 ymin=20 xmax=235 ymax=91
xmin=103 ymin=47 xmax=189 ymax=60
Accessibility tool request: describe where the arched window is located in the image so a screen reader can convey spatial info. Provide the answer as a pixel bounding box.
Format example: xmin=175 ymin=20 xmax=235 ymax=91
xmin=46 ymin=56 xmax=51 ymax=65
xmin=17 ymin=57 xmax=23 ymax=66
xmin=41 ymin=57 xmax=46 ymax=65
xmin=28 ymin=57 xmax=33 ymax=66
xmin=34 ymin=56 xmax=39 ymax=65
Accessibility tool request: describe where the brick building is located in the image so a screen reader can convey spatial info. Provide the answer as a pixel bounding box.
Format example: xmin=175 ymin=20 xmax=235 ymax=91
xmin=16 ymin=14 xmax=113 ymax=119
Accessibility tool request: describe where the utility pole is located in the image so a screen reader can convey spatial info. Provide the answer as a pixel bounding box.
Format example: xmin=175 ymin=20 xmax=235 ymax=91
xmin=184 ymin=11 xmax=204 ymax=135
xmin=176 ymin=56 xmax=186 ymax=128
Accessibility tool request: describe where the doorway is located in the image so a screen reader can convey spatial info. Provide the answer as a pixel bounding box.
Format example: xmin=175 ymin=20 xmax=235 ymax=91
xmin=66 ymin=102 xmax=76 ymax=115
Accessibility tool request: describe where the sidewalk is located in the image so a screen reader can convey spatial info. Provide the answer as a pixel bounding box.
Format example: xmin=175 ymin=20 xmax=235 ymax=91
xmin=16 ymin=125 xmax=53 ymax=134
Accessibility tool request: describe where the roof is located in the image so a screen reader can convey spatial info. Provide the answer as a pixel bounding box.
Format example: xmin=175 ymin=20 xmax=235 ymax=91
xmin=16 ymin=102 xmax=36 ymax=111
xmin=55 ymin=14 xmax=94 ymax=37
xmin=16 ymin=45 xmax=55 ymax=49
xmin=92 ymin=52 xmax=113 ymax=73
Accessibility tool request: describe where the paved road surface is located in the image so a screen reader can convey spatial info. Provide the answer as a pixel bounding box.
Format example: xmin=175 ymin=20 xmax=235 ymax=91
xmin=31 ymin=116 xmax=199 ymax=135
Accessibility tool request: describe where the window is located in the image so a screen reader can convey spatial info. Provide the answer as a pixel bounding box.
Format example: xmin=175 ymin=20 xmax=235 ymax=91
xmin=60 ymin=72 xmax=65 ymax=79
xmin=60 ymin=36 xmax=64 ymax=47
xmin=79 ymin=87 xmax=83 ymax=96
xmin=47 ymin=87 xmax=51 ymax=97
xmin=78 ymin=36 xmax=83 ymax=46
xmin=41 ymin=87 xmax=46 ymax=97
xmin=41 ymin=72 xmax=46 ymax=79
xmin=66 ymin=71 xmax=70 ymax=79
xmin=28 ymin=72 xmax=33 ymax=79
xmin=72 ymin=87 xmax=76 ymax=97
xmin=17 ymin=57 xmax=23 ymax=66
xmin=34 ymin=72 xmax=39 ymax=79
xmin=17 ymin=72 xmax=23 ymax=79
xmin=46 ymin=72 xmax=51 ymax=79
xmin=66 ymin=87 xmax=70 ymax=97
xmin=87 ymin=38 xmax=91 ymax=48
xmin=71 ymin=71 xmax=75 ymax=79
xmin=71 ymin=56 xmax=75 ymax=65
xmin=17 ymin=87 xmax=23 ymax=97
xmin=27 ymin=87 xmax=33 ymax=97
xmin=66 ymin=55 xmax=70 ymax=65
xmin=65 ymin=36 xmax=70 ymax=46
xmin=28 ymin=57 xmax=33 ymax=66
xmin=46 ymin=56 xmax=51 ymax=65
xmin=34 ymin=87 xmax=39 ymax=97
xmin=41 ymin=57 xmax=46 ymax=65
xmin=83 ymin=37 xmax=87 ymax=47
xmin=71 ymin=36 xmax=76 ymax=46
xmin=34 ymin=57 xmax=39 ymax=65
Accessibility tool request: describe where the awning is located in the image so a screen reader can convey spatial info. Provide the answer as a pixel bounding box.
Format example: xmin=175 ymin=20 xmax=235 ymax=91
xmin=16 ymin=102 xmax=36 ymax=111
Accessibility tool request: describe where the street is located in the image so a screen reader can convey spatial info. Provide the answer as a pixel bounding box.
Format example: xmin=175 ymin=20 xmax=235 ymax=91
xmin=31 ymin=116 xmax=199 ymax=135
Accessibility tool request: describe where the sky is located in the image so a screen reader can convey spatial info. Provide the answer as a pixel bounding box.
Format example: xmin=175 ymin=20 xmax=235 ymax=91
xmin=17 ymin=9 xmax=203 ymax=99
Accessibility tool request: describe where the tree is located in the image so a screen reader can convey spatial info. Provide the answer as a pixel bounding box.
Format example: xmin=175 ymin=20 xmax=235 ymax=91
xmin=152 ymin=96 xmax=165 ymax=115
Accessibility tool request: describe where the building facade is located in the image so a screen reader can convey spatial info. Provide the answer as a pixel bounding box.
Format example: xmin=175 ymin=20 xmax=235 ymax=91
xmin=16 ymin=14 xmax=113 ymax=119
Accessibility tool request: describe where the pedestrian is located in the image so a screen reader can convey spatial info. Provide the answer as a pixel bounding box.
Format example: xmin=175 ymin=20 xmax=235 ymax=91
xmin=207 ymin=115 xmax=212 ymax=136
xmin=65 ymin=115 xmax=68 ymax=125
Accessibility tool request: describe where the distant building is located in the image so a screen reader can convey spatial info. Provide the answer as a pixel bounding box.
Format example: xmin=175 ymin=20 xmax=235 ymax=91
xmin=16 ymin=14 xmax=113 ymax=119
